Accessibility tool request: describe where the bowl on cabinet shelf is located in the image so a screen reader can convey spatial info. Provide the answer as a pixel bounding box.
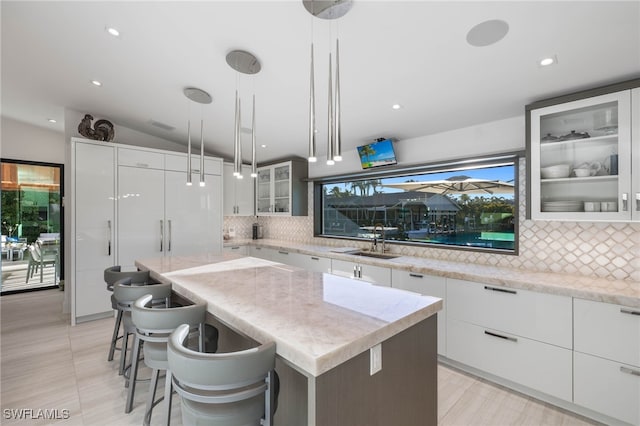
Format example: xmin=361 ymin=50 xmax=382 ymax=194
xmin=541 ymin=164 xmax=571 ymax=179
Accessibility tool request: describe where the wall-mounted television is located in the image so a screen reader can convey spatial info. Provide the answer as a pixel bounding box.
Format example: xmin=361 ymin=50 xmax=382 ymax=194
xmin=357 ymin=139 xmax=397 ymax=169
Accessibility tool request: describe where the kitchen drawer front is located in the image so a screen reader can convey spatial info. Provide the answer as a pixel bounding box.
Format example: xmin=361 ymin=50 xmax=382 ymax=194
xmin=249 ymin=246 xmax=273 ymax=260
xmin=447 ymin=278 xmax=572 ymax=348
xmin=574 ymin=298 xmax=640 ymax=367
xmin=223 ymin=245 xmax=247 ymax=255
xmin=392 ymin=270 xmax=446 ymax=355
xmin=289 ymin=252 xmax=332 ymax=273
xmin=447 ymin=318 xmax=572 ymax=401
xmin=574 ymin=351 xmax=640 ymax=425
xmin=118 ymin=147 xmax=164 ymax=169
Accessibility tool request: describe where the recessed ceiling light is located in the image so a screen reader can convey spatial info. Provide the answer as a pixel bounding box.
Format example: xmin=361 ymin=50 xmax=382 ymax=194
xmin=106 ymin=27 xmax=120 ymax=37
xmin=466 ymin=19 xmax=509 ymax=47
xmin=47 ymin=118 xmax=57 ymax=123
xmin=539 ymin=55 xmax=558 ymax=67
xmin=392 ymin=104 xmax=402 ymax=110
xmin=91 ymin=80 xmax=102 ymax=87
xmin=260 ymin=144 xmax=267 ymax=148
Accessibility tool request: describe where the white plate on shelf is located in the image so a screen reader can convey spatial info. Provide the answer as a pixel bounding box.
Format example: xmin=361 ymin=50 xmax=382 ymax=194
xmin=542 ymin=201 xmax=583 ymax=212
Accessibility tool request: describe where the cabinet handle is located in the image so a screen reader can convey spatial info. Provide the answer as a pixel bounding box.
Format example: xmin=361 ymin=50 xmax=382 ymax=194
xmin=622 ymin=193 xmax=628 ymax=212
xmin=278 ymin=251 xmax=289 ymax=255
xmin=160 ymin=220 xmax=164 ymax=252
xmin=636 ymin=193 xmax=640 ymax=212
xmin=409 ymin=273 xmax=423 ymax=278
xmin=107 ymin=220 xmax=112 ymax=256
xmin=135 ymin=162 xmax=149 ymax=168
xmin=484 ymin=285 xmax=517 ymax=295
xmin=353 ymin=265 xmax=358 ymax=278
xmin=484 ymin=330 xmax=518 ymax=343
xmin=620 ymin=308 xmax=640 ymax=316
xmin=168 ymin=220 xmax=172 ymax=252
xmin=311 ymin=256 xmax=319 ymax=260
xmin=620 ymin=366 xmax=640 ymax=377
xmin=358 ymin=265 xmax=362 ymax=279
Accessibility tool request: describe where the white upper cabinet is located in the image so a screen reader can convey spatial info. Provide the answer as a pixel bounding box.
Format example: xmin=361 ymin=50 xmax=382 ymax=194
xmin=527 ymin=80 xmax=640 ymax=221
xmin=223 ymin=162 xmax=255 ymax=216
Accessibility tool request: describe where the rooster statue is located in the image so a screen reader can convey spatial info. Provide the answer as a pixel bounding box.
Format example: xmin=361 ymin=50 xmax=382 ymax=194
xmin=78 ymin=114 xmax=115 ymax=142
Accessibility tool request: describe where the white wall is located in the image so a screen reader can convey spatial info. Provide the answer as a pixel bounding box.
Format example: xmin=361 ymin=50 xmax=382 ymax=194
xmin=1 ymin=116 xmax=65 ymax=163
xmin=308 ymin=115 xmax=525 ymax=178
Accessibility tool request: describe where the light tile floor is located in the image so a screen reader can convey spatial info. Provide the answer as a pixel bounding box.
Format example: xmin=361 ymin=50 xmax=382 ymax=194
xmin=0 ymin=289 xmax=600 ymax=425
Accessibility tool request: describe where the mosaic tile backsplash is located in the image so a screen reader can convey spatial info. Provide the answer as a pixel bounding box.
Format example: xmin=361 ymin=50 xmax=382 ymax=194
xmin=224 ymin=158 xmax=640 ymax=282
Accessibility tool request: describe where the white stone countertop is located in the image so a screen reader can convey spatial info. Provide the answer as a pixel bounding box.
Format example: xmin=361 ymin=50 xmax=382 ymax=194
xmin=136 ymin=253 xmax=442 ymax=377
xmin=225 ymin=239 xmax=640 ymax=308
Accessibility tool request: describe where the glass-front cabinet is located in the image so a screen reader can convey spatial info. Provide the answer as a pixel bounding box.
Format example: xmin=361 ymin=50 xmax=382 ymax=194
xmin=256 ymin=160 xmax=308 ymax=216
xmin=528 ymin=84 xmax=639 ymax=221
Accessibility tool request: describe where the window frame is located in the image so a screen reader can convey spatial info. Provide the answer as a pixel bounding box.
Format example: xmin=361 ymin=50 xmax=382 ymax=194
xmin=313 ymin=152 xmax=522 ymax=255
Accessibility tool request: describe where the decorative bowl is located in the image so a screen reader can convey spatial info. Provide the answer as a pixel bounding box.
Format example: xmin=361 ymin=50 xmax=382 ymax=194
xmin=573 ymin=168 xmax=590 ymax=178
xmin=541 ymin=164 xmax=571 ymax=179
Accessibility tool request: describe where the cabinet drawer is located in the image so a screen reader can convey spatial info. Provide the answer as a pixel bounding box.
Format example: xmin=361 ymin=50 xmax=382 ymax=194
xmin=574 ymin=298 xmax=640 ymax=367
xmin=118 ymin=148 xmax=164 ymax=169
xmin=289 ymin=252 xmax=332 ymax=273
xmin=223 ymin=245 xmax=247 ymax=255
xmin=249 ymin=246 xmax=273 ymax=260
xmin=392 ymin=270 xmax=446 ymax=356
xmin=447 ymin=278 xmax=572 ymax=348
xmin=574 ymin=351 xmax=640 ymax=425
xmin=447 ymin=318 xmax=572 ymax=401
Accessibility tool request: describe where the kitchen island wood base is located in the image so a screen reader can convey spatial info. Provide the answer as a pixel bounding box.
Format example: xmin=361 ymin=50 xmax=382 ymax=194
xmin=207 ymin=313 xmax=437 ymax=426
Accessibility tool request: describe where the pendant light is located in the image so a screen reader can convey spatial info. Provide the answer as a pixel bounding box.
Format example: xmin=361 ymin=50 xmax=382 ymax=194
xmin=226 ymin=50 xmax=261 ymax=179
xmin=303 ymin=0 xmax=351 ymax=166
xmin=251 ymin=94 xmax=258 ymax=177
xmin=183 ymin=87 xmax=212 ymax=186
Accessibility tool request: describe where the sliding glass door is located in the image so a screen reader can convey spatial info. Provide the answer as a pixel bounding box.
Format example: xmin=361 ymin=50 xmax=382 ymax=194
xmin=1 ymin=159 xmax=63 ymax=294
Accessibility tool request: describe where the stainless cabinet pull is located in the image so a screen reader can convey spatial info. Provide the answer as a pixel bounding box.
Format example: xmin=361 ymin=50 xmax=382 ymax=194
xmin=484 ymin=285 xmax=517 ymax=295
xmin=311 ymin=256 xmax=319 ymax=260
xmin=230 ymin=246 xmax=240 ymax=250
xmin=620 ymin=366 xmax=640 ymax=377
xmin=353 ymin=265 xmax=358 ymax=278
xmin=107 ymin=220 xmax=112 ymax=256
xmin=622 ymin=193 xmax=628 ymax=212
xmin=636 ymin=193 xmax=640 ymax=212
xmin=278 ymin=251 xmax=289 ymax=255
xmin=620 ymin=308 xmax=640 ymax=316
xmin=358 ymin=265 xmax=362 ymax=278
xmin=484 ymin=330 xmax=518 ymax=343
xmin=409 ymin=273 xmax=423 ymax=278
xmin=168 ymin=220 xmax=172 ymax=252
xmin=160 ymin=220 xmax=164 ymax=252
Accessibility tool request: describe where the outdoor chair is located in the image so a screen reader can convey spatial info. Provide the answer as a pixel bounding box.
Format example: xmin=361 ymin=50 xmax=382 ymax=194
xmin=26 ymin=244 xmax=57 ymax=283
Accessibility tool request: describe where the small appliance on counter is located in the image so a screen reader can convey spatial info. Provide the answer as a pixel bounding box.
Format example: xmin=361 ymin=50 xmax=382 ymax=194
xmin=252 ymin=223 xmax=263 ymax=240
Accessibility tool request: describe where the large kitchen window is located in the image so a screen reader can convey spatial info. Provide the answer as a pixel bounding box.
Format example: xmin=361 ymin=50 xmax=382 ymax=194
xmin=315 ymin=155 xmax=519 ymax=253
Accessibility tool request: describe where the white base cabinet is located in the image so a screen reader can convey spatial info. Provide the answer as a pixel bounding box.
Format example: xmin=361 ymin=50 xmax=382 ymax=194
xmin=331 ymin=259 xmax=391 ymax=286
xmin=223 ymin=245 xmax=248 ymax=256
xmin=573 ymin=298 xmax=640 ymax=425
xmin=445 ymin=278 xmax=573 ymax=402
xmin=447 ymin=318 xmax=573 ymax=401
xmin=392 ymin=270 xmax=446 ymax=356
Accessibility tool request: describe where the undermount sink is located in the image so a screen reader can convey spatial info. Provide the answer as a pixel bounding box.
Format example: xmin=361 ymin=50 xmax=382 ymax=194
xmin=342 ymin=250 xmax=399 ymax=260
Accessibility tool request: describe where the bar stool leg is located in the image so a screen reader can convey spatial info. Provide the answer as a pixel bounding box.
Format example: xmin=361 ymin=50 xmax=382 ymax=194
xmin=108 ymin=309 xmax=124 ymax=361
xmin=163 ymin=369 xmax=173 ymax=426
xmin=119 ymin=331 xmax=130 ymax=376
xmin=125 ymin=334 xmax=142 ymax=413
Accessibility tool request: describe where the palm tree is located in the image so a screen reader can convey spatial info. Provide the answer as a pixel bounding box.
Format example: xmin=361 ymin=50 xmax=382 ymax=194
xmin=358 ymin=145 xmax=376 ymax=167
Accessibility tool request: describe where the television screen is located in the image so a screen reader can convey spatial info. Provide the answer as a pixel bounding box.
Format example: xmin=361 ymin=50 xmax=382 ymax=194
xmin=357 ymin=139 xmax=397 ymax=169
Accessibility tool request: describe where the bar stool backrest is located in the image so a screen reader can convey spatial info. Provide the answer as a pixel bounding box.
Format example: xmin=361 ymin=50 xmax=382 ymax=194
xmin=104 ymin=265 xmax=151 ymax=291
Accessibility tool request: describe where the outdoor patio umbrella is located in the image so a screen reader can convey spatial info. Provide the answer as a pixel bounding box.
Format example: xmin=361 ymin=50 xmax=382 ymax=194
xmin=381 ymin=175 xmax=514 ymax=195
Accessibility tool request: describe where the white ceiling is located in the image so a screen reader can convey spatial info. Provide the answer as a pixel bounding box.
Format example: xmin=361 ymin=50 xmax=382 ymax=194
xmin=2 ymin=1 xmax=639 ymax=163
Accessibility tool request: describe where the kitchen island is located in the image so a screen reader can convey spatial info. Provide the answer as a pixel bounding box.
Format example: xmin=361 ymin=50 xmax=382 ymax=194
xmin=136 ymin=253 xmax=442 ymax=426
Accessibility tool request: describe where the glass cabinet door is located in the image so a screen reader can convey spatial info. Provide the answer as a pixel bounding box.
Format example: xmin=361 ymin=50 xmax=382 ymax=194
xmin=257 ymin=168 xmax=272 ymax=213
xmin=273 ymin=164 xmax=290 ymax=213
xmin=530 ymin=90 xmax=632 ymax=220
